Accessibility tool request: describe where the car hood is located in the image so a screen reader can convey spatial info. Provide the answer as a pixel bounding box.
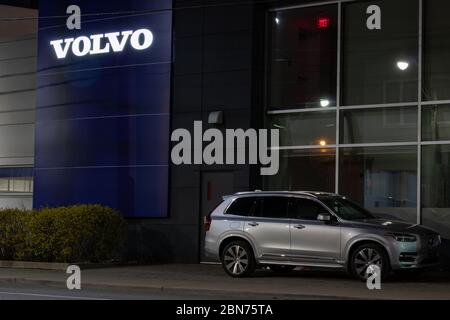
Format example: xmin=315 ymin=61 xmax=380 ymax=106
xmin=346 ymin=218 xmax=438 ymax=235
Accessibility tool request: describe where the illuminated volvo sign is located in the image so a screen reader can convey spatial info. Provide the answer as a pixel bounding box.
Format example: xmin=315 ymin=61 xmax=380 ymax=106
xmin=50 ymin=29 xmax=154 ymax=59
xmin=35 ymin=0 xmax=172 ymax=218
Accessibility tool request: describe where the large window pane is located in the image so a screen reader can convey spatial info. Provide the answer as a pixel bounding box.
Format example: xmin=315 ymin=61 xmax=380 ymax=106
xmin=268 ymin=5 xmax=337 ymax=110
xmin=269 ymin=111 xmax=336 ymax=146
xmin=422 ymin=145 xmax=450 ymax=239
xmin=422 ymin=105 xmax=450 ymax=141
xmin=341 ymin=107 xmax=417 ymax=144
xmin=342 ymin=0 xmax=418 ymax=105
xmin=339 ymin=146 xmax=417 ymax=223
xmin=423 ymin=0 xmax=450 ymax=101
xmin=264 ymin=148 xmax=335 ymax=192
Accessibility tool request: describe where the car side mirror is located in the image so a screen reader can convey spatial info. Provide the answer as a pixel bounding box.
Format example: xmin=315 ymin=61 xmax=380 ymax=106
xmin=317 ymin=213 xmax=331 ymax=222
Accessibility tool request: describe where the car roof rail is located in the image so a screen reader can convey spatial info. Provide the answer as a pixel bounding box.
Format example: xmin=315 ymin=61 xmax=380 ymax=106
xmin=232 ymin=190 xmax=340 ymax=198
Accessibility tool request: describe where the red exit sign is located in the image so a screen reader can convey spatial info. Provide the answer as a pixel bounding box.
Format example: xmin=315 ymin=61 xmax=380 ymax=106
xmin=317 ymin=17 xmax=330 ymax=29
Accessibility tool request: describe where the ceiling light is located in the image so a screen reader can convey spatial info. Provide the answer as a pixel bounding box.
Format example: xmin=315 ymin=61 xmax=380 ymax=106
xmin=320 ymin=99 xmax=330 ymax=107
xmin=396 ymin=61 xmax=409 ymax=71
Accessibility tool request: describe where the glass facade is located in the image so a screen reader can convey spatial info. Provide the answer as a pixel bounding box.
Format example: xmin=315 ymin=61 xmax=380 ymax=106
xmin=342 ymin=0 xmax=419 ymax=106
xmin=341 ymin=107 xmax=417 ymax=144
xmin=269 ymin=111 xmax=336 ymax=146
xmin=422 ymin=145 xmax=450 ymax=239
xmin=422 ymin=104 xmax=450 ymax=141
xmin=423 ymin=0 xmax=450 ymax=101
xmin=268 ymin=5 xmax=338 ymax=110
xmin=265 ymin=0 xmax=450 ymax=239
xmin=264 ymin=148 xmax=336 ymax=193
xmin=339 ymin=146 xmax=417 ymax=223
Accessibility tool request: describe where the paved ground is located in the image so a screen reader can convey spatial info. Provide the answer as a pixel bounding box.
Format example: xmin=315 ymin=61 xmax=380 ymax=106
xmin=0 ymin=283 xmax=336 ymax=300
xmin=0 ymin=264 xmax=449 ymax=300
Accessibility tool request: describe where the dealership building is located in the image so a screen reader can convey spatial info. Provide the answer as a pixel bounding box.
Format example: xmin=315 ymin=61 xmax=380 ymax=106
xmin=0 ymin=0 xmax=449 ymax=263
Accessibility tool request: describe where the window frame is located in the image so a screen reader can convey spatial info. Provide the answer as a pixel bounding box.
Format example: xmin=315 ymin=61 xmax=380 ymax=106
xmin=264 ymin=0 xmax=450 ymax=230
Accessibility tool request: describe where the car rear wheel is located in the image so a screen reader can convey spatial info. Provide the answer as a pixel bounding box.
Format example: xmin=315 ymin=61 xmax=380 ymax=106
xmin=350 ymin=243 xmax=390 ymax=281
xmin=221 ymin=241 xmax=256 ymax=278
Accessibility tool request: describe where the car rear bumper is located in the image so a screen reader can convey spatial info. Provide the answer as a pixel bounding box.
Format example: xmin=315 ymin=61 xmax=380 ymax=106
xmin=204 ymin=236 xmax=220 ymax=261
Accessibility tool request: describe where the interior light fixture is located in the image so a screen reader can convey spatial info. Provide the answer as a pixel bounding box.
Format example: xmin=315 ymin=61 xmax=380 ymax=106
xmin=320 ymin=99 xmax=330 ymax=107
xmin=396 ymin=61 xmax=409 ymax=71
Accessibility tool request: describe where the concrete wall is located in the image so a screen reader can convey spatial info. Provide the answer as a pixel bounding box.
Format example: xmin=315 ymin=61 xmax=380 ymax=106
xmin=0 ymin=35 xmax=36 ymax=168
xmin=0 ymin=5 xmax=37 ymax=209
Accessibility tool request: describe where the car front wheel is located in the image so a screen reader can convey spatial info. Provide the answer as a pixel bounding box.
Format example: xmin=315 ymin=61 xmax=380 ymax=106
xmin=350 ymin=243 xmax=390 ymax=281
xmin=221 ymin=241 xmax=256 ymax=278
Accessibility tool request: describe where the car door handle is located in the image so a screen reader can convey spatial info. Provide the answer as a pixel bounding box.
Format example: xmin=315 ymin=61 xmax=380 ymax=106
xmin=293 ymin=225 xmax=306 ymax=229
xmin=248 ymin=222 xmax=259 ymax=227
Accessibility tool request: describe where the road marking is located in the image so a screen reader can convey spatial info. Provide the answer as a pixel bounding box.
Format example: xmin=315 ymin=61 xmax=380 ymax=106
xmin=0 ymin=291 xmax=109 ymax=300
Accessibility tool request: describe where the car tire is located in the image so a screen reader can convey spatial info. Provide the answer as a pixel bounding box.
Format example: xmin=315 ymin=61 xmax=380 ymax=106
xmin=221 ymin=240 xmax=256 ymax=278
xmin=350 ymin=243 xmax=390 ymax=282
xmin=269 ymin=265 xmax=296 ymax=273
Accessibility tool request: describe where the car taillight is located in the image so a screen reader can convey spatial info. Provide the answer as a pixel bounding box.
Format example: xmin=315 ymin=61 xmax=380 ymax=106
xmin=204 ymin=213 xmax=212 ymax=232
xmin=204 ymin=200 xmax=224 ymax=232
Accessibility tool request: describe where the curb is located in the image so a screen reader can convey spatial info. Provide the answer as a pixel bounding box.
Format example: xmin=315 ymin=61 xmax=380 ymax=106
xmin=0 ymin=261 xmax=69 ymax=271
xmin=0 ymin=277 xmax=365 ymax=300
xmin=0 ymin=261 xmax=138 ymax=271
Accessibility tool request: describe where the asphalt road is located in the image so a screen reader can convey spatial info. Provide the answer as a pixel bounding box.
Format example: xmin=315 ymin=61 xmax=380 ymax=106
xmin=0 ymin=284 xmax=235 ymax=300
xmin=1 ymin=264 xmax=449 ymax=300
xmin=0 ymin=283 xmax=334 ymax=300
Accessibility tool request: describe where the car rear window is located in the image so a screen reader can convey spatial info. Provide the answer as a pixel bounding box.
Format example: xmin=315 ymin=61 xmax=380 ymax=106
xmin=225 ymin=197 xmax=257 ymax=216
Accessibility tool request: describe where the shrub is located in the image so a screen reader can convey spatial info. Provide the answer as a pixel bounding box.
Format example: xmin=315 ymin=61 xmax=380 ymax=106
xmin=0 ymin=209 xmax=28 ymax=260
xmin=0 ymin=205 xmax=126 ymax=263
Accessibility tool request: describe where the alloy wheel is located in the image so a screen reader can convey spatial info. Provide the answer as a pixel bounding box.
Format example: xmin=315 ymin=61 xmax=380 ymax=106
xmin=353 ymin=247 xmax=382 ymax=279
xmin=223 ymin=245 xmax=249 ymax=275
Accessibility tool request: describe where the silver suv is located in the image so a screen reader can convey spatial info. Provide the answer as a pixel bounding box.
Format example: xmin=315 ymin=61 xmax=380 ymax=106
xmin=204 ymin=191 xmax=441 ymax=280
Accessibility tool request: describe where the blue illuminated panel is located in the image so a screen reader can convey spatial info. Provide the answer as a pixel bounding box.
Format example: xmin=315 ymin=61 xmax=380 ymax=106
xmin=34 ymin=0 xmax=172 ymax=217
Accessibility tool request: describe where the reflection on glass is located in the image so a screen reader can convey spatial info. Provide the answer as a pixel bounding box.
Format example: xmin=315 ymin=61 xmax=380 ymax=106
xmin=422 ymin=145 xmax=450 ymax=239
xmin=268 ymin=111 xmax=336 ymax=146
xmin=342 ymin=0 xmax=418 ymax=105
xmin=341 ymin=107 xmax=417 ymax=144
xmin=423 ymin=0 xmax=450 ymax=101
xmin=264 ymin=148 xmax=335 ymax=192
xmin=268 ymin=5 xmax=337 ymax=110
xmin=422 ymin=105 xmax=450 ymax=142
xmin=339 ymin=146 xmax=417 ymax=223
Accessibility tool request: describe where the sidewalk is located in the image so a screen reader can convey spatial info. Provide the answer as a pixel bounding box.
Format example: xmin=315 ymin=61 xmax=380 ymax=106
xmin=0 ymin=264 xmax=449 ymax=299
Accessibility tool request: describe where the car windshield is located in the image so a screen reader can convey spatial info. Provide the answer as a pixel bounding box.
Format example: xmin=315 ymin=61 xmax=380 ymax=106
xmin=321 ymin=197 xmax=376 ymax=221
